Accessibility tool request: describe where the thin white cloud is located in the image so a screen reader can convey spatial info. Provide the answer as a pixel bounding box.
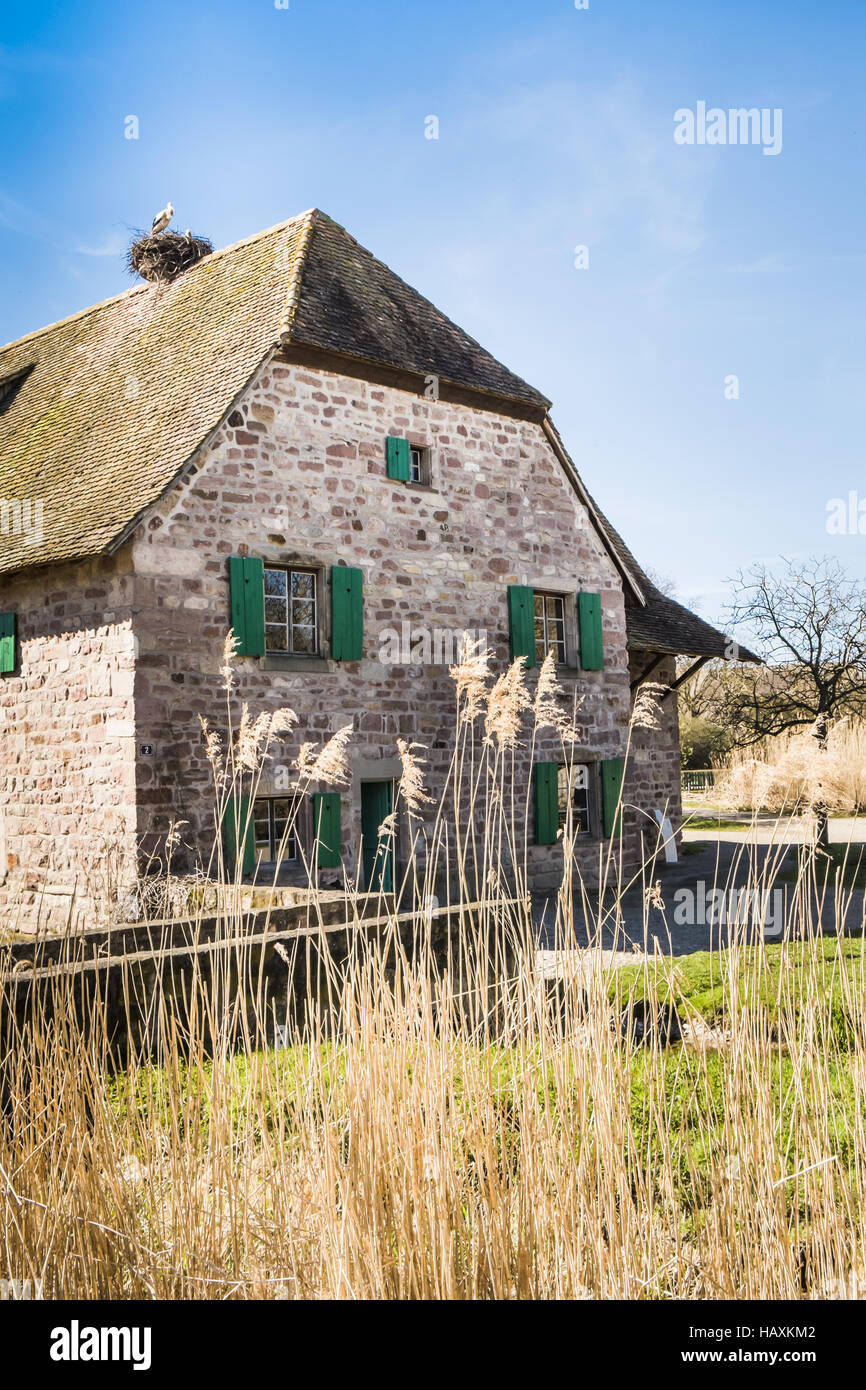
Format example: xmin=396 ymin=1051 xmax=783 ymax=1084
xmin=74 ymin=232 xmax=129 ymax=258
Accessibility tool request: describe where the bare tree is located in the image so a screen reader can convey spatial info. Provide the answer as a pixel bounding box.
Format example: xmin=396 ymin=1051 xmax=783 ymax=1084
xmin=718 ymin=557 xmax=866 ymax=844
xmin=722 ymin=558 xmax=866 ymax=743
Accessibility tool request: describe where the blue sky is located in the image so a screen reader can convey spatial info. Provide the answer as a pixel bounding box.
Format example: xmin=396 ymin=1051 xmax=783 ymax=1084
xmin=1 ymin=0 xmax=864 ymax=624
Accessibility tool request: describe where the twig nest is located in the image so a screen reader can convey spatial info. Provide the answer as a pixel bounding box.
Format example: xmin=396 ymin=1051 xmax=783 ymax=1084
xmin=127 ymin=230 xmax=214 ymax=284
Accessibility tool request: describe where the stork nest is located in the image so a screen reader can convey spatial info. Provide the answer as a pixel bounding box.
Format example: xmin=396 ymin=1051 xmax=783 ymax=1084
xmin=127 ymin=230 xmax=214 ymax=284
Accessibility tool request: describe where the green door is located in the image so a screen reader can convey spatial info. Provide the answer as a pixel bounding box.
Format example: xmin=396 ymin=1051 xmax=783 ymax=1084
xmin=361 ymin=780 xmax=394 ymax=893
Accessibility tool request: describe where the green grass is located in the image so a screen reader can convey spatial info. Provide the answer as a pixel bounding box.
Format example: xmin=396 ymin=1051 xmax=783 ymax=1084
xmin=684 ymin=815 xmax=751 ymax=831
xmin=612 ymin=936 xmax=866 ymax=1046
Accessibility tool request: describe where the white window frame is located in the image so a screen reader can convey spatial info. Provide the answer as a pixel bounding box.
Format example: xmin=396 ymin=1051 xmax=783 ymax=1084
xmin=534 ymin=591 xmax=568 ymax=665
xmin=253 ymin=796 xmax=299 ymax=867
xmin=557 ymin=763 xmax=597 ymax=838
xmin=408 ymin=445 xmax=433 ymax=486
xmin=264 ymin=565 xmax=319 ymax=656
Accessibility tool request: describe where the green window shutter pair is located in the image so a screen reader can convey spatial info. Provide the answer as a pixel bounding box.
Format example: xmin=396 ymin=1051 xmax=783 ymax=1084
xmin=221 ymin=795 xmax=256 ymax=877
xmin=601 ymin=757 xmax=625 ymax=839
xmin=508 ymin=585 xmax=537 ymax=668
xmin=578 ymin=592 xmax=604 ymax=670
xmin=0 ymin=612 xmax=16 ymax=675
xmin=508 ymin=586 xmax=604 ymax=670
xmin=535 ymin=757 xmax=624 ymax=843
xmin=312 ymin=792 xmax=342 ymax=868
xmin=386 ymin=436 xmax=411 ymax=481
xmin=229 ymin=556 xmax=265 ymax=657
xmin=229 ymin=558 xmax=363 ymax=662
xmin=221 ymin=792 xmax=344 ymax=876
xmin=535 ymin=762 xmax=559 ymax=845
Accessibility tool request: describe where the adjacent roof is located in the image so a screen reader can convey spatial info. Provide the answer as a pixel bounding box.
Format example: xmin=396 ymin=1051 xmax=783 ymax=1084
xmin=0 ymin=209 xmax=548 ymax=577
xmin=595 ymin=506 xmax=761 ymax=663
xmin=0 ymin=208 xmax=757 ymax=664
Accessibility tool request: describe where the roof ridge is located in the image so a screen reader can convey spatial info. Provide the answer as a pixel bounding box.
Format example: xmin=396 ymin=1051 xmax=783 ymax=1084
xmin=282 ymin=211 xmax=552 ymax=407
xmin=199 ymin=208 xmax=315 ymax=271
xmin=279 ymin=208 xmax=318 ymax=341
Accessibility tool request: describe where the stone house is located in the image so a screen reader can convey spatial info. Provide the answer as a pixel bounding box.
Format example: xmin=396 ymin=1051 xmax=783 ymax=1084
xmin=0 ymin=209 xmax=755 ymax=930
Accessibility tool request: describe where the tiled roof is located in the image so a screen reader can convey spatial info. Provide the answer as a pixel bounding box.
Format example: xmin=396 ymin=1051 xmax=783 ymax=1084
xmin=284 ymin=212 xmax=550 ymax=410
xmin=0 ymin=212 xmax=312 ymax=576
xmin=0 ymin=209 xmax=548 ymax=578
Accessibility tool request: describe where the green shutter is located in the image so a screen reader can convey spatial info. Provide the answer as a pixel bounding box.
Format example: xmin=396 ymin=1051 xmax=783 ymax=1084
xmin=508 ymin=585 xmax=537 ymax=667
xmin=602 ymin=758 xmax=624 ymax=839
xmin=221 ymin=794 xmax=255 ymax=877
xmin=535 ymin=762 xmax=560 ymax=845
xmin=229 ymin=556 xmax=265 ymax=657
xmin=578 ymin=592 xmax=604 ymax=670
xmin=386 ymin=437 xmax=411 ymax=481
xmin=312 ymin=792 xmax=342 ymax=868
xmin=331 ymin=566 xmax=363 ymax=660
xmin=0 ymin=612 xmax=16 ymax=675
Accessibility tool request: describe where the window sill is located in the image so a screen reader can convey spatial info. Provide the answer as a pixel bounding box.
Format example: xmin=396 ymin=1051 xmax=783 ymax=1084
xmin=262 ymin=654 xmax=332 ymax=673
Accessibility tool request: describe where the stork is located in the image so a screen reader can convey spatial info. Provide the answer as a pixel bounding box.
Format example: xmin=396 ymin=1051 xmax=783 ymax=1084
xmin=151 ymin=201 xmax=174 ymax=235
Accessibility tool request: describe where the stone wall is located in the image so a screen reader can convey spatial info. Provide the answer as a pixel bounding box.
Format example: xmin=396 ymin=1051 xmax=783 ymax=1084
xmin=0 ymin=553 xmax=138 ymax=931
xmin=129 ymin=357 xmax=635 ymax=894
xmin=625 ymin=652 xmax=683 ymax=860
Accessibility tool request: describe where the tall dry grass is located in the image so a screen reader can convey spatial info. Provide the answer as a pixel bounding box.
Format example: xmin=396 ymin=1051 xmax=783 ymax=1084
xmin=1 ymin=648 xmax=864 ymax=1300
xmin=710 ymin=722 xmax=866 ymax=816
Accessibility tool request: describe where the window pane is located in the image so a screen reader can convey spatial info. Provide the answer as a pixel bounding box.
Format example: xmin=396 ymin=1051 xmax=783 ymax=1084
xmin=266 ymin=624 xmax=287 ymax=652
xmin=557 ymin=766 xmax=569 ymax=812
xmin=265 ymin=568 xmax=287 ymax=595
xmin=533 ymin=595 xmax=544 ymax=619
xmin=291 ymin=571 xmax=314 ymax=598
xmin=292 ymin=599 xmax=314 ymax=625
xmin=265 ymin=596 xmax=287 ymax=624
xmin=254 ymin=802 xmax=272 ymax=862
xmin=292 ymin=625 xmax=316 ymax=654
xmin=558 ymin=764 xmax=592 ymax=834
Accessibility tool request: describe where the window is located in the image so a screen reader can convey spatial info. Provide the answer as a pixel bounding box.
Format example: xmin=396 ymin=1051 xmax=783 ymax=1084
xmin=0 ymin=366 xmax=34 ymax=417
xmin=264 ymin=567 xmax=318 ymax=654
xmin=253 ymin=797 xmax=298 ymax=866
xmin=409 ymin=447 xmax=428 ymax=484
xmin=558 ymin=764 xmax=595 ymax=836
xmin=534 ymin=593 xmax=567 ymax=664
